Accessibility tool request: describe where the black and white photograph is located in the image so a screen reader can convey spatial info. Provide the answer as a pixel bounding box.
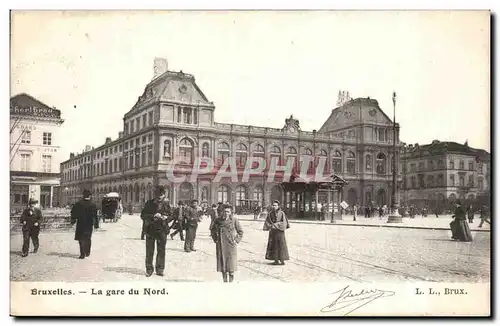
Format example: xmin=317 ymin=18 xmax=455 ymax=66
xmin=8 ymin=10 xmax=491 ymax=316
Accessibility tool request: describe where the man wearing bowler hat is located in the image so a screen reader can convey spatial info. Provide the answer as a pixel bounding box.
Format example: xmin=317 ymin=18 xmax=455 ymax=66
xmin=140 ymin=185 xmax=173 ymax=277
xmin=20 ymin=198 xmax=43 ymax=257
xmin=71 ymin=189 xmax=99 ymax=259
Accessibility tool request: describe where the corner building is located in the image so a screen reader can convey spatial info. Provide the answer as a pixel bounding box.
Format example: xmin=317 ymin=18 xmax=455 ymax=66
xmin=60 ymin=63 xmax=403 ymax=215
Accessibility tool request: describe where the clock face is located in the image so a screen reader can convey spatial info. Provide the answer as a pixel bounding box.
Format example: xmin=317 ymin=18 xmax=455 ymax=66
xmin=179 ymin=84 xmax=188 ymax=94
xmin=289 ymin=127 xmax=295 ymax=133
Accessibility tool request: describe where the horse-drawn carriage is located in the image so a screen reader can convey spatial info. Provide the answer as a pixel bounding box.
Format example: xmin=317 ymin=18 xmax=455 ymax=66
xmin=101 ymin=192 xmax=122 ymax=223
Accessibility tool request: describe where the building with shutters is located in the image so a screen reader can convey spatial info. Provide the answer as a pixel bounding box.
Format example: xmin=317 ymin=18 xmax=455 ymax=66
xmin=60 ymin=58 xmax=403 ymax=214
xmin=10 ymin=93 xmax=64 ymax=210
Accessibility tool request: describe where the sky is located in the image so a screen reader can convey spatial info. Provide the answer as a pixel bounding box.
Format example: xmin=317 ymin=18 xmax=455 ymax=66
xmin=10 ymin=10 xmax=490 ymax=162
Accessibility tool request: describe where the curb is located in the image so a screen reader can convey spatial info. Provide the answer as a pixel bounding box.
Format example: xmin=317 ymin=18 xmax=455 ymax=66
xmin=237 ymin=218 xmax=491 ymax=232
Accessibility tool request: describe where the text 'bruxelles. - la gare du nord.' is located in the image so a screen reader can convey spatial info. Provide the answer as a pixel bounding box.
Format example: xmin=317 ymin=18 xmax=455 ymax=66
xmin=165 ymin=155 xmax=333 ymax=183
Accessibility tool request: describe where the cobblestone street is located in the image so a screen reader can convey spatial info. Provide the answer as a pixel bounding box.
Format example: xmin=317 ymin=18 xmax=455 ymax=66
xmin=10 ymin=214 xmax=490 ymax=283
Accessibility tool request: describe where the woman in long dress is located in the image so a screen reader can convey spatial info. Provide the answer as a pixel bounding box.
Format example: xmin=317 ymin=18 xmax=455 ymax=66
xmin=209 ymin=205 xmax=244 ymax=283
xmin=263 ymin=200 xmax=290 ymax=265
xmin=450 ymin=201 xmax=473 ymax=242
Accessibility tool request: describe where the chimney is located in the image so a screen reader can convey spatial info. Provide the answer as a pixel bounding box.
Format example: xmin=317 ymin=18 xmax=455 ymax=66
xmin=105 ymin=137 xmax=112 ymax=144
xmin=153 ymin=57 xmax=168 ymax=79
xmin=70 ymin=153 xmax=75 ymax=159
xmin=118 ymin=131 xmax=123 ymax=138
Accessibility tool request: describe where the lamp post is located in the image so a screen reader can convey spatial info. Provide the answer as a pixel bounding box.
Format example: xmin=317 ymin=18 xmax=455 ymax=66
xmin=387 ymin=91 xmax=402 ymax=223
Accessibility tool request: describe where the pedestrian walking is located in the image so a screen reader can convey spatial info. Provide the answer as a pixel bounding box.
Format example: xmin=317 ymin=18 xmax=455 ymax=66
xmin=478 ymin=205 xmax=490 ymax=228
xmin=467 ymin=205 xmax=474 ymax=223
xmin=184 ymin=199 xmax=202 ymax=252
xmin=353 ymin=204 xmax=357 ymax=221
xmin=70 ymin=189 xmax=99 ymax=259
xmin=20 ymin=198 xmax=42 ymax=257
xmin=140 ymin=185 xmax=172 ymax=277
xmin=450 ymin=200 xmax=473 ymax=242
xmin=263 ymin=200 xmax=290 ymax=265
xmin=209 ymin=205 xmax=244 ymax=283
xmin=170 ymin=201 xmax=185 ymax=241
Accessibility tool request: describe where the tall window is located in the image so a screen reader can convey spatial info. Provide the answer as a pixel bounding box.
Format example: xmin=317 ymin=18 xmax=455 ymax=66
xmin=201 ymin=187 xmax=209 ymax=202
xmin=43 ymin=132 xmax=52 ymax=145
xmin=286 ymin=147 xmax=297 ymax=171
xmin=141 ymin=147 xmax=147 ymax=167
xmin=42 ymin=155 xmax=51 ymax=172
xmin=459 ymin=175 xmax=465 ymax=187
xmin=478 ymin=178 xmax=484 ymax=190
xmin=179 ymin=138 xmax=193 ymax=164
xmin=21 ymin=130 xmax=31 ymax=144
xmin=110 ymin=159 xmax=114 ymax=173
xmin=426 ymin=175 xmax=435 ymax=188
xmin=332 ymin=150 xmax=342 ymax=173
xmin=347 ymin=151 xmax=356 ymax=174
xmin=148 ymin=111 xmax=153 ymax=126
xmin=449 ymin=159 xmax=455 ymax=169
xmin=253 ymin=186 xmax=264 ymax=204
xmin=365 ymin=154 xmax=372 ymax=171
xmin=270 ymin=146 xmax=281 ymax=165
xmin=135 ymin=117 xmax=140 ymax=131
xmin=20 ymin=153 xmax=31 ymax=171
xmin=468 ymin=161 xmax=474 ymax=171
xmin=142 ymin=114 xmax=147 ymax=128
xmin=236 ymin=143 xmax=248 ymax=167
xmin=193 ymin=108 xmax=198 ymax=125
xmin=163 ymin=140 xmax=171 ymax=157
xmin=114 ymin=158 xmax=118 ymax=172
xmin=235 ymin=185 xmax=247 ymax=205
xmin=376 ymin=153 xmax=386 ymax=175
xmin=218 ymin=142 xmax=230 ymax=165
xmin=468 ymin=175 xmax=474 ymax=186
xmin=437 ymin=159 xmax=444 ymax=169
xmin=202 ymin=143 xmax=210 ymax=157
xmin=183 ymin=108 xmax=192 ymax=124
xmin=252 ymin=144 xmax=265 ymax=169
xmin=437 ymin=174 xmax=444 ymax=187
xmin=130 ymin=120 xmax=134 ymax=134
xmin=378 ymin=128 xmax=386 ymax=142
xmin=450 ymin=174 xmax=455 ymax=186
xmin=459 ymin=160 xmax=464 ymax=170
xmin=218 ymin=185 xmax=230 ymax=203
xmin=135 ymin=148 xmax=140 ymax=168
xmin=304 ymin=148 xmax=313 ymax=173
xmin=147 ymin=145 xmax=153 ymax=165
xmin=177 ymin=107 xmax=182 ymax=123
xmin=418 ymin=174 xmax=425 ymax=188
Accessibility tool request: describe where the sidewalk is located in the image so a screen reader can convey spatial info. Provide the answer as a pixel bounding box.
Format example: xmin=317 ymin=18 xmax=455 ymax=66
xmin=236 ymin=214 xmax=491 ymax=232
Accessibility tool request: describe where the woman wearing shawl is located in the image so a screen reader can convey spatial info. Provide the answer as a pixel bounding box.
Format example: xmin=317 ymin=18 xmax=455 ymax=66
xmin=209 ymin=204 xmax=244 ymax=283
xmin=263 ymin=200 xmax=290 ymax=265
xmin=450 ymin=200 xmax=473 ymax=242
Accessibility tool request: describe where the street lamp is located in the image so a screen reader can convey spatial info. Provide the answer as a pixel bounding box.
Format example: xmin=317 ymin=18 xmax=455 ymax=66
xmin=387 ymin=91 xmax=402 ymax=223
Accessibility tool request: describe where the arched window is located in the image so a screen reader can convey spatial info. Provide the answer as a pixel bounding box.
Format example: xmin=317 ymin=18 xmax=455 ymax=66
xmin=235 ymin=185 xmax=247 ymax=207
xmin=217 ymin=185 xmax=230 ymax=203
xmin=217 ymin=142 xmax=230 ymax=165
xmin=163 ymin=140 xmax=171 ymax=157
xmin=305 ymin=148 xmax=313 ymax=155
xmin=332 ymin=150 xmax=342 ymax=173
xmin=236 ymin=143 xmax=248 ymax=168
xmin=253 ymin=186 xmax=264 ymax=204
xmin=179 ymin=138 xmax=194 ymax=164
xmin=270 ymin=145 xmax=281 ymax=164
xmin=347 ymin=151 xmax=356 ymax=174
xmin=286 ymin=147 xmax=297 ymax=171
xmin=254 ymin=144 xmax=265 ymax=157
xmin=202 ymin=142 xmax=210 ymax=158
xmin=287 ymin=147 xmax=297 ymax=155
xmin=365 ymin=154 xmax=372 ymax=171
xmin=376 ymin=153 xmax=386 ymax=175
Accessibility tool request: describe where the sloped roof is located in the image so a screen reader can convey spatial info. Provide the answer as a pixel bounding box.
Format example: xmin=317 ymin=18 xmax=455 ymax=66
xmin=408 ymin=141 xmax=490 ymax=159
xmin=10 ymin=93 xmax=62 ymax=119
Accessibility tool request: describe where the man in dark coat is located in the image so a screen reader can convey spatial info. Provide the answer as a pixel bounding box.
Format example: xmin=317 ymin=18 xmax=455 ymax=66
xmin=170 ymin=201 xmax=185 ymax=241
xmin=263 ymin=200 xmax=290 ymax=265
xmin=20 ymin=198 xmax=42 ymax=257
xmin=184 ymin=199 xmax=201 ymax=252
xmin=71 ymin=189 xmax=99 ymax=259
xmin=141 ymin=186 xmax=173 ymax=277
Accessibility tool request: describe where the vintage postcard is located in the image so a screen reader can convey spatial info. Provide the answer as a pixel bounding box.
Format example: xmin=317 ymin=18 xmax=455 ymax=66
xmin=9 ymin=10 xmax=491 ymax=316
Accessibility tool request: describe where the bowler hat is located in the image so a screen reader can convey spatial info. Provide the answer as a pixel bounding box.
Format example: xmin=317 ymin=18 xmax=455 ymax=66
xmin=29 ymin=198 xmax=38 ymax=205
xmin=154 ymin=185 xmax=166 ymax=197
xmin=83 ymin=189 xmax=92 ymax=198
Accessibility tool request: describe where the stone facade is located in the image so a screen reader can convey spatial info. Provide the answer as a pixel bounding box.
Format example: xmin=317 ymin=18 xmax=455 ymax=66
xmin=400 ymin=140 xmax=491 ymax=211
xmin=60 ymin=67 xmax=403 ymax=214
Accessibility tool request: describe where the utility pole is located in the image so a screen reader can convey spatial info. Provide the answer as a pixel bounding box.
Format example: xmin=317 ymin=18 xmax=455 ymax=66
xmin=387 ymin=91 xmax=402 ymax=223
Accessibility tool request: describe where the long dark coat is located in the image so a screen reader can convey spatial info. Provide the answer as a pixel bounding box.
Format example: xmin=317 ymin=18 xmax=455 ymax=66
xmin=210 ymin=216 xmax=244 ymax=273
xmin=20 ymin=207 xmax=42 ymax=232
xmin=140 ymin=199 xmax=173 ymax=241
xmin=450 ymin=205 xmax=473 ymax=242
xmin=263 ymin=209 xmax=290 ymax=261
xmin=71 ymin=199 xmax=99 ymax=241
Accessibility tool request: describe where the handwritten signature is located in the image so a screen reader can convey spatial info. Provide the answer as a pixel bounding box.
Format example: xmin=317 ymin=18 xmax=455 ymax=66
xmin=320 ymin=285 xmax=395 ymax=316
